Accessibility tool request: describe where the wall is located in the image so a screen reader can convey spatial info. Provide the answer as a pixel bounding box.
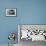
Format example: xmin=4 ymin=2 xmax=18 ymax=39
xmin=0 ymin=0 xmax=46 ymax=44
xmin=20 ymin=0 xmax=46 ymax=24
xmin=0 ymin=0 xmax=21 ymax=44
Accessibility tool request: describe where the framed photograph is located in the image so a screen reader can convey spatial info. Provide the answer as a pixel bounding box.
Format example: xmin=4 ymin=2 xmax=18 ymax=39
xmin=18 ymin=24 xmax=46 ymax=42
xmin=6 ymin=8 xmax=16 ymax=16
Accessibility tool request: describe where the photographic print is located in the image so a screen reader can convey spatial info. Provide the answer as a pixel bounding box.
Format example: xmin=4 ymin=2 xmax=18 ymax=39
xmin=18 ymin=24 xmax=46 ymax=41
xmin=6 ymin=8 xmax=16 ymax=16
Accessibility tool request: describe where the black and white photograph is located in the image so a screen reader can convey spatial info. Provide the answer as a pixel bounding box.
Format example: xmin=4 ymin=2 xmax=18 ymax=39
xmin=6 ymin=8 xmax=16 ymax=16
xmin=18 ymin=25 xmax=46 ymax=46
